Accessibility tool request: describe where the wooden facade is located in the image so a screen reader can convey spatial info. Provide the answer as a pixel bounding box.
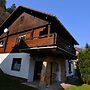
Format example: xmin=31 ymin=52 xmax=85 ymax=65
xmin=0 ymin=6 xmax=78 ymax=59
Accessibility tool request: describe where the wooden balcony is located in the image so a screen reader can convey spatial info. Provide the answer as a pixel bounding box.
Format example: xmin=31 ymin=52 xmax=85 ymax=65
xmin=24 ymin=33 xmax=57 ymax=47
xmin=19 ymin=33 xmax=76 ymax=56
xmin=57 ymin=36 xmax=76 ymax=55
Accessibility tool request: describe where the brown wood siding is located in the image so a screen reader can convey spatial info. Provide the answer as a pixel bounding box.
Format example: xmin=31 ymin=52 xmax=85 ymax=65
xmin=26 ymin=31 xmax=32 ymax=39
xmin=4 ymin=26 xmax=54 ymax=52
xmin=5 ymin=35 xmax=17 ymax=52
xmin=8 ymin=12 xmax=48 ymax=35
xmin=0 ymin=48 xmax=4 ymax=53
xmin=25 ymin=36 xmax=55 ymax=47
xmin=3 ymin=12 xmax=48 ymax=53
xmin=23 ymin=28 xmax=56 ymax=48
xmin=56 ymin=36 xmax=76 ymax=55
xmin=33 ymin=27 xmax=44 ymax=37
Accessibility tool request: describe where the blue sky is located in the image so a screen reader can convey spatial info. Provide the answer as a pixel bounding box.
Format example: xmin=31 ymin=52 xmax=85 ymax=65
xmin=6 ymin=0 xmax=90 ymax=48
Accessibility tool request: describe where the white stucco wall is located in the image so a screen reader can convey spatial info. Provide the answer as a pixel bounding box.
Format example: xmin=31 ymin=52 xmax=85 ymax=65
xmin=0 ymin=53 xmax=30 ymax=79
xmin=52 ymin=62 xmax=61 ymax=82
xmin=66 ymin=60 xmax=75 ymax=77
xmin=28 ymin=58 xmax=35 ymax=82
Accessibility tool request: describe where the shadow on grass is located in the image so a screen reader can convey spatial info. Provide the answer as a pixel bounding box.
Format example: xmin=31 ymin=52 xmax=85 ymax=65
xmin=0 ymin=69 xmax=39 ymax=90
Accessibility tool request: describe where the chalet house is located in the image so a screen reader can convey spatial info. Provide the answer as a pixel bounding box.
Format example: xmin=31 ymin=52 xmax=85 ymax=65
xmin=0 ymin=6 xmax=78 ymax=86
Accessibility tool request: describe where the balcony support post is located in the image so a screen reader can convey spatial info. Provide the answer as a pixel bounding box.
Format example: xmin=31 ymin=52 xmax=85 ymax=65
xmin=48 ymin=24 xmax=50 ymax=36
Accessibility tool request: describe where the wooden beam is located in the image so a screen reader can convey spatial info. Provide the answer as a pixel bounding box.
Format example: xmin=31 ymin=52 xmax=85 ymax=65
xmin=48 ymin=24 xmax=50 ymax=35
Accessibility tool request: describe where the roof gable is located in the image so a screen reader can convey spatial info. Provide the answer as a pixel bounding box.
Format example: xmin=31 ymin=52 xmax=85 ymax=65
xmin=8 ymin=12 xmax=48 ymax=35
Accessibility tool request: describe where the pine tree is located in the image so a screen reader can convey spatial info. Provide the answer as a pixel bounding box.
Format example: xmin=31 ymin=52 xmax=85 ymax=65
xmin=6 ymin=4 xmax=16 ymax=13
xmin=78 ymin=44 xmax=90 ymax=84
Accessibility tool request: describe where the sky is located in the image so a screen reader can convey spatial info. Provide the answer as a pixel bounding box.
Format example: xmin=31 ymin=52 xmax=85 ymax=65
xmin=6 ymin=0 xmax=90 ymax=48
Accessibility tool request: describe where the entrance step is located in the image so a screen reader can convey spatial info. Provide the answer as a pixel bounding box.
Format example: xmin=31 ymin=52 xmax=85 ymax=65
xmin=22 ymin=81 xmax=63 ymax=90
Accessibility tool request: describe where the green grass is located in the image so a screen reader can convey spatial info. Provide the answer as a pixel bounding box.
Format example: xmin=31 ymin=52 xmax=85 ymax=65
xmin=0 ymin=71 xmax=38 ymax=90
xmin=67 ymin=84 xmax=90 ymax=90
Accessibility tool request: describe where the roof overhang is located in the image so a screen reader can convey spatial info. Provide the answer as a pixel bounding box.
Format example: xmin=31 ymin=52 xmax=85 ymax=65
xmin=19 ymin=45 xmax=77 ymax=59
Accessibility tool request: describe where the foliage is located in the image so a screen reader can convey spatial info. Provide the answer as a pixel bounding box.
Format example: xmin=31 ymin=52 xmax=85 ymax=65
xmin=0 ymin=0 xmax=16 ymax=13
xmin=0 ymin=0 xmax=6 ymax=9
xmin=6 ymin=4 xmax=16 ymax=13
xmin=67 ymin=84 xmax=90 ymax=90
xmin=78 ymin=44 xmax=90 ymax=84
xmin=85 ymin=43 xmax=89 ymax=49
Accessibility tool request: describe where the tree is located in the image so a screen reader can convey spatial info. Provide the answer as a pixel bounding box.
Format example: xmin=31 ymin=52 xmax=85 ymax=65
xmin=6 ymin=4 xmax=16 ymax=13
xmin=78 ymin=44 xmax=90 ymax=84
xmin=85 ymin=43 xmax=89 ymax=49
xmin=0 ymin=0 xmax=6 ymax=9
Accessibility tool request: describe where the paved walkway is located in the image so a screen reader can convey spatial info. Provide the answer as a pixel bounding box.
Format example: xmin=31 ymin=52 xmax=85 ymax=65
xmin=23 ymin=81 xmax=72 ymax=90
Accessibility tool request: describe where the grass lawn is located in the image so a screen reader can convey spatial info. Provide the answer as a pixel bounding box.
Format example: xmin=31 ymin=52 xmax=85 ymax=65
xmin=0 ymin=71 xmax=39 ymax=90
xmin=67 ymin=84 xmax=90 ymax=90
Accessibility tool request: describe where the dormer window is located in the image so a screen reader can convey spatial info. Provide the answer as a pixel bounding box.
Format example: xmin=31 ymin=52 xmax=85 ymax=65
xmin=0 ymin=41 xmax=4 ymax=47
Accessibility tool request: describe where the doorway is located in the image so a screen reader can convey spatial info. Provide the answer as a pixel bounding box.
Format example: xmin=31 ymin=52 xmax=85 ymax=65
xmin=33 ymin=61 xmax=43 ymax=80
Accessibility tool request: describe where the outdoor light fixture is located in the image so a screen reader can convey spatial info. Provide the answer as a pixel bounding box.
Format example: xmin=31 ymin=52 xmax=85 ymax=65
xmin=4 ymin=28 xmax=8 ymax=33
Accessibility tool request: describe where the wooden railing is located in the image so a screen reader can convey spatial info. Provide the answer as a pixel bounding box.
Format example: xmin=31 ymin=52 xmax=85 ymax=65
xmin=57 ymin=36 xmax=76 ymax=55
xmin=24 ymin=33 xmax=57 ymax=47
xmin=19 ymin=33 xmax=75 ymax=55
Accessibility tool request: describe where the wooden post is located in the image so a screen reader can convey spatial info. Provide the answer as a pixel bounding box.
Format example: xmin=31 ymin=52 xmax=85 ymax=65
xmin=50 ymin=62 xmax=52 ymax=84
xmin=48 ymin=24 xmax=50 ymax=36
xmin=39 ymin=56 xmax=53 ymax=88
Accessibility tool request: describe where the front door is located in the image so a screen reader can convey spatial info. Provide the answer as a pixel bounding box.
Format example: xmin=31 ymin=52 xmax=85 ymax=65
xmin=34 ymin=61 xmax=43 ymax=80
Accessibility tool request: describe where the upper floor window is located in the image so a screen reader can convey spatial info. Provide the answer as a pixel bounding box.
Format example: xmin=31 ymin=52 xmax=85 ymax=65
xmin=0 ymin=41 xmax=4 ymax=47
xmin=39 ymin=26 xmax=48 ymax=36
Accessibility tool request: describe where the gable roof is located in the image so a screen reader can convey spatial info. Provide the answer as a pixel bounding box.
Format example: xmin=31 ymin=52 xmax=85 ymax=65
xmin=0 ymin=6 xmax=79 ymax=45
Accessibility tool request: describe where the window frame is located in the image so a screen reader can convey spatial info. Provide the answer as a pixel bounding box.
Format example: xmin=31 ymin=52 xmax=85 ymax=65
xmin=11 ymin=58 xmax=22 ymax=71
xmin=68 ymin=60 xmax=72 ymax=74
xmin=0 ymin=40 xmax=4 ymax=47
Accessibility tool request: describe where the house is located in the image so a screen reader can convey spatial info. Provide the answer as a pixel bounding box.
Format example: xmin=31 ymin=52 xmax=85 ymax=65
xmin=0 ymin=6 xmax=78 ymax=86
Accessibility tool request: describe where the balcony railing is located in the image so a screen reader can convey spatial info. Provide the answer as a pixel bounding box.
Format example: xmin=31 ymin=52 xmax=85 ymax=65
xmin=24 ymin=33 xmax=57 ymax=47
xmin=19 ymin=33 xmax=75 ymax=55
xmin=57 ymin=36 xmax=76 ymax=55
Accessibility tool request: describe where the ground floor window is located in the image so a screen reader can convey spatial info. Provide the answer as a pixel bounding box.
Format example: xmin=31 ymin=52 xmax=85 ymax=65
xmin=11 ymin=58 xmax=22 ymax=71
xmin=68 ymin=60 xmax=72 ymax=74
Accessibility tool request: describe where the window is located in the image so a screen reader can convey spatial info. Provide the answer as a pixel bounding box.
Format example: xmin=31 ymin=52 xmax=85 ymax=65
xmin=39 ymin=26 xmax=48 ymax=36
xmin=68 ymin=60 xmax=72 ymax=74
xmin=0 ymin=41 xmax=4 ymax=47
xmin=11 ymin=58 xmax=22 ymax=71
